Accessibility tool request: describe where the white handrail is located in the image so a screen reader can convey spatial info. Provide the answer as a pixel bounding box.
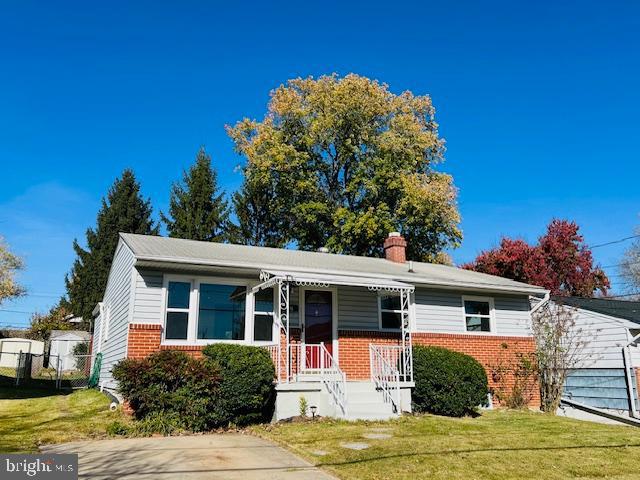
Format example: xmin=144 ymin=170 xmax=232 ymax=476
xmin=318 ymin=342 xmax=348 ymax=416
xmin=370 ymin=345 xmax=401 ymax=414
xmin=261 ymin=344 xmax=284 ymax=383
xmin=287 ymin=342 xmax=348 ymax=416
xmin=370 ymin=345 xmax=412 ymax=382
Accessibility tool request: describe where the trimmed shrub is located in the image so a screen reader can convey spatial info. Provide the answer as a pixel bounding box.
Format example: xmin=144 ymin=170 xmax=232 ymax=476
xmin=202 ymin=344 xmax=276 ymax=426
xmin=112 ymin=350 xmax=221 ymax=432
xmin=412 ymin=345 xmax=489 ymax=417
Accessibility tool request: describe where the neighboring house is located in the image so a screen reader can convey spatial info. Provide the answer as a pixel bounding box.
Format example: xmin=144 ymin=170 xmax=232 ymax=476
xmin=0 ymin=338 xmax=45 ymax=368
xmin=92 ymin=232 xmax=548 ymax=420
xmin=555 ymin=296 xmax=640 ymax=414
xmin=49 ymin=330 xmax=92 ymax=371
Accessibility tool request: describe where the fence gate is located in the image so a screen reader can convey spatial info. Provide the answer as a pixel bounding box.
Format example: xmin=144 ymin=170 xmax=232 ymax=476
xmin=0 ymin=341 xmax=92 ymax=390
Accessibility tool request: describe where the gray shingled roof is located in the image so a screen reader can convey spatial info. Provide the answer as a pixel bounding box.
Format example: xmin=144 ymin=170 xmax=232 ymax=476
xmin=50 ymin=330 xmax=92 ymax=340
xmin=552 ymin=296 xmax=640 ymax=324
xmin=120 ymin=233 xmax=548 ymax=295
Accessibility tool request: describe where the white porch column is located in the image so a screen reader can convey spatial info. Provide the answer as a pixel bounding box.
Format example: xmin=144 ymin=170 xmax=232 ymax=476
xmin=400 ymin=288 xmax=413 ymax=382
xmin=277 ymin=279 xmax=290 ymax=382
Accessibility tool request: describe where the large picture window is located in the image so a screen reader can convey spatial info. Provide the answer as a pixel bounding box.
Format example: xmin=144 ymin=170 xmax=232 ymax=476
xmin=197 ymin=284 xmax=247 ymax=340
xmin=254 ymin=288 xmax=274 ymax=341
xmin=463 ymin=298 xmax=493 ymax=332
xmin=165 ymin=281 xmax=191 ymax=340
xmin=379 ymin=294 xmax=402 ymax=330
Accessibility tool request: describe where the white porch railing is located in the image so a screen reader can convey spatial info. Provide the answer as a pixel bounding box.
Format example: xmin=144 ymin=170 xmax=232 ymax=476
xmin=370 ymin=345 xmax=401 ymax=413
xmin=370 ymin=344 xmax=413 ymax=383
xmin=262 ymin=344 xmax=284 ymax=383
xmin=290 ymin=342 xmax=348 ymax=416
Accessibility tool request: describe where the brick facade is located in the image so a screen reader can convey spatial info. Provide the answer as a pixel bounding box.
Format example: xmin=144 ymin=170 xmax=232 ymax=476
xmin=338 ymin=329 xmax=540 ymax=408
xmin=125 ymin=323 xmax=540 ymax=408
xmin=127 ymin=324 xmax=162 ymax=359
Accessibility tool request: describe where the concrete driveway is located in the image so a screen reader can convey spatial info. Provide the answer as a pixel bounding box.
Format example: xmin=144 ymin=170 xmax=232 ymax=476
xmin=42 ymin=434 xmax=336 ymax=480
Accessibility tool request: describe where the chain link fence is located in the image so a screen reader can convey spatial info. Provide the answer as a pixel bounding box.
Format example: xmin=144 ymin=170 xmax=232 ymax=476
xmin=0 ymin=341 xmax=92 ymax=390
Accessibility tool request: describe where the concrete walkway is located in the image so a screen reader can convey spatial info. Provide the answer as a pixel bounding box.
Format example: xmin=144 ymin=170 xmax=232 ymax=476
xmin=42 ymin=434 xmax=336 ymax=480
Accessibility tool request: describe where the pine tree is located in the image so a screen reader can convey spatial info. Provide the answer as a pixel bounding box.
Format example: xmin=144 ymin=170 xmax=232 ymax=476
xmin=230 ymin=174 xmax=288 ymax=247
xmin=161 ymin=148 xmax=230 ymax=242
xmin=66 ymin=169 xmax=158 ymax=323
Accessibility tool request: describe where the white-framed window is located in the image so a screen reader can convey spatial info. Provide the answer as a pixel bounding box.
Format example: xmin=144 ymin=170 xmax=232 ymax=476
xmin=162 ymin=275 xmax=251 ymax=344
xmin=197 ymin=283 xmax=247 ymax=340
xmin=253 ymin=287 xmax=275 ymax=342
xmin=462 ymin=296 xmax=495 ymax=333
xmin=378 ymin=293 xmax=402 ymax=330
xmin=165 ymin=280 xmax=191 ymax=340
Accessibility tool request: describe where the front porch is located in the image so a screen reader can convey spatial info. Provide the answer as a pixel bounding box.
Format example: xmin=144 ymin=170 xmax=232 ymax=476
xmin=254 ymin=270 xmax=415 ymax=420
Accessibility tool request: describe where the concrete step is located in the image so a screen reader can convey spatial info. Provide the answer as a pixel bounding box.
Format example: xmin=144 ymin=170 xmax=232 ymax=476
xmin=348 ymin=401 xmax=394 ymax=413
xmin=345 ymin=413 xmax=398 ymax=421
xmin=345 ymin=381 xmax=379 ymax=394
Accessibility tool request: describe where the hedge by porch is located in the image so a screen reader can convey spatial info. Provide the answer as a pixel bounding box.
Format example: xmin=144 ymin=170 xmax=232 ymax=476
xmin=112 ymin=345 xmax=275 ymax=431
xmin=412 ymin=345 xmax=489 ymax=417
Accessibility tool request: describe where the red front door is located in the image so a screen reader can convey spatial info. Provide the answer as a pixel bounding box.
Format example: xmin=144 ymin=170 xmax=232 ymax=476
xmin=304 ymin=290 xmax=333 ymax=368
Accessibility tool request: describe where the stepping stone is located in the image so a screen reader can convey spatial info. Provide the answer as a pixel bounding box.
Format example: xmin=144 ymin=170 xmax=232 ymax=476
xmin=311 ymin=450 xmax=329 ymax=456
xmin=340 ymin=442 xmax=370 ymax=450
xmin=363 ymin=433 xmax=392 ymax=440
xmin=369 ymin=427 xmax=392 ymax=432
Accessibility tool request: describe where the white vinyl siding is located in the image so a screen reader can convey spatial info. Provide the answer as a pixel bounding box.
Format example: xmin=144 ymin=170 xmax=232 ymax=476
xmin=98 ymin=240 xmax=136 ymax=392
xmin=92 ymin=307 xmax=102 ymax=356
xmin=569 ymin=307 xmax=636 ymax=369
xmin=493 ymin=296 xmax=531 ymax=336
xmin=132 ymin=270 xmax=163 ymax=324
xmin=337 ymin=286 xmax=379 ymax=330
xmin=414 ymin=288 xmax=532 ymax=336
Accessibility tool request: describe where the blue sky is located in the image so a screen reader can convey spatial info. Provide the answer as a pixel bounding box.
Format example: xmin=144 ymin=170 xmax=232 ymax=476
xmin=1 ymin=1 xmax=639 ymax=327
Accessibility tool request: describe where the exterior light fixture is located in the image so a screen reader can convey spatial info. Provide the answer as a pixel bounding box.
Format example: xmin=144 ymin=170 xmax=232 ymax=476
xmin=310 ymin=405 xmax=317 ymax=419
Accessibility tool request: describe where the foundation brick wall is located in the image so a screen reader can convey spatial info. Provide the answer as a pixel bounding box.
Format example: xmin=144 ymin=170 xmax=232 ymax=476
xmin=127 ymin=324 xmax=162 ymax=359
xmin=338 ymin=329 xmax=540 ymax=408
xmin=126 ymin=323 xmax=540 ymax=408
xmin=338 ymin=330 xmax=403 ymax=379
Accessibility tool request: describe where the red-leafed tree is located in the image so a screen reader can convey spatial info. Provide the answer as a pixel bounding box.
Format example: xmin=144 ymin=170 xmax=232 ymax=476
xmin=463 ymin=220 xmax=610 ymax=297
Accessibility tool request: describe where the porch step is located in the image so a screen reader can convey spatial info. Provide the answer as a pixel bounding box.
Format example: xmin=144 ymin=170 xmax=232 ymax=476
xmin=344 ymin=381 xmax=398 ymax=421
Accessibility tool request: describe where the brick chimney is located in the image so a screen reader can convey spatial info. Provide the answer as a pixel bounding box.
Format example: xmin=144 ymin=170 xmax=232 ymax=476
xmin=384 ymin=232 xmax=407 ymax=263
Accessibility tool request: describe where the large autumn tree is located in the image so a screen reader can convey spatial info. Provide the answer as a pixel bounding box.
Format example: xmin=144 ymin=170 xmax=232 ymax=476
xmin=228 ymin=74 xmax=461 ymax=262
xmin=161 ymin=148 xmax=230 ymax=242
xmin=66 ymin=170 xmax=158 ymax=322
xmin=463 ymin=219 xmax=610 ymax=297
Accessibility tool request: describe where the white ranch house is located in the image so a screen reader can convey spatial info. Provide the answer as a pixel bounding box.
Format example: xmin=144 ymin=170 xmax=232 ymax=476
xmin=92 ymin=232 xmax=548 ymax=420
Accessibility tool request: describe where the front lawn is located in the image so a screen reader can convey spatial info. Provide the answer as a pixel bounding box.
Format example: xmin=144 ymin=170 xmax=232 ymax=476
xmin=254 ymin=411 xmax=640 ymax=480
xmin=0 ymin=387 xmax=129 ymax=453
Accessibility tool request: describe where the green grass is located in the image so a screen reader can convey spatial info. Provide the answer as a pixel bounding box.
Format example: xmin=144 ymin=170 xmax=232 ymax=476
xmin=0 ymin=387 xmax=130 ymax=453
xmin=253 ymin=410 xmax=640 ymax=480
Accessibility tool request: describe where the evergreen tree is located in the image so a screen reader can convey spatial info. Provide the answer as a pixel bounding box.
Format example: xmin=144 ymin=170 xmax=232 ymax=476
xmin=161 ymin=148 xmax=230 ymax=242
xmin=230 ymin=174 xmax=288 ymax=247
xmin=66 ymin=169 xmax=158 ymax=323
